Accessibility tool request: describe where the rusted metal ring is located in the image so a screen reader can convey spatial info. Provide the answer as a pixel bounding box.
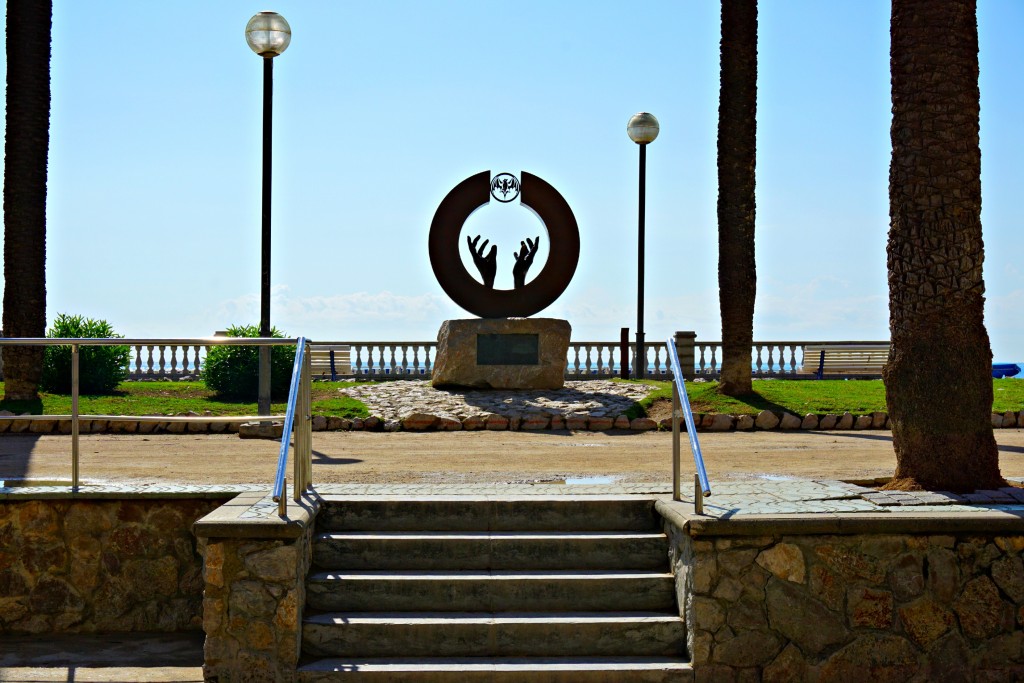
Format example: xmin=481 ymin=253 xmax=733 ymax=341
xmin=428 ymin=171 xmax=580 ymax=318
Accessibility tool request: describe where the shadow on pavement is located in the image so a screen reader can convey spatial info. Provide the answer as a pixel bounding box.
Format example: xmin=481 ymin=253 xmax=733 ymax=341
xmin=312 ymin=449 xmax=363 ymax=465
xmin=0 ymin=630 xmax=203 ymax=671
xmin=801 ymin=429 xmax=1024 ymax=455
xmin=803 ymin=431 xmax=894 ymax=443
xmin=0 ymin=434 xmax=43 ymax=483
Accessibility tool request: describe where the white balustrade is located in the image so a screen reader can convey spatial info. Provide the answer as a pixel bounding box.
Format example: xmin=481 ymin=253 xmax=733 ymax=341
xmin=116 ymin=338 xmax=872 ymax=382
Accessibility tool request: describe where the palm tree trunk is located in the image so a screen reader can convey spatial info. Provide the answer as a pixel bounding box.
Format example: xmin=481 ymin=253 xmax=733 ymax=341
xmin=717 ymin=0 xmax=758 ymax=397
xmin=2 ymin=0 xmax=51 ymax=401
xmin=884 ymin=0 xmax=1002 ymax=491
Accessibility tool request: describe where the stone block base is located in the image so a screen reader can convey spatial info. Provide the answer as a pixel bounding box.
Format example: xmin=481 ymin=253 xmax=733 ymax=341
xmin=239 ymin=421 xmax=284 ymax=439
xmin=431 ymin=318 xmax=570 ymax=390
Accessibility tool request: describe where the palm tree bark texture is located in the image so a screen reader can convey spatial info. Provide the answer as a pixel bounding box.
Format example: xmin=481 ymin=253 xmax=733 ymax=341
xmin=2 ymin=0 xmax=51 ymax=401
xmin=717 ymin=0 xmax=758 ymax=397
xmin=884 ymin=0 xmax=1002 ymax=491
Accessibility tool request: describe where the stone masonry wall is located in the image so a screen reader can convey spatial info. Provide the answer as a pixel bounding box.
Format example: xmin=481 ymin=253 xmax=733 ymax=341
xmin=200 ymin=525 xmax=314 ymax=683
xmin=665 ymin=523 xmax=1024 ymax=682
xmin=0 ymin=498 xmax=224 ymax=634
xmin=3 ymin=408 xmax=1020 ymax=434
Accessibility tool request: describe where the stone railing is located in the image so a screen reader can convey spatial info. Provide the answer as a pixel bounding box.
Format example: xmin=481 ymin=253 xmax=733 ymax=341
xmin=118 ymin=338 xmax=683 ymax=381
xmin=346 ymin=342 xmax=436 ymax=378
xmin=694 ymin=340 xmax=805 ymax=378
xmin=127 ymin=342 xmax=206 ymax=379
xmin=31 ymin=334 xmax=889 ymax=382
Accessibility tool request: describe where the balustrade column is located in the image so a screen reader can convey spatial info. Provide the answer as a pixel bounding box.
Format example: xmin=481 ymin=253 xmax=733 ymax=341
xmin=673 ymin=331 xmax=696 ymax=380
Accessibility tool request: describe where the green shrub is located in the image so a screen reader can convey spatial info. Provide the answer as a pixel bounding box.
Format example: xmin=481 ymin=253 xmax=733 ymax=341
xmin=41 ymin=314 xmax=130 ymax=394
xmin=202 ymin=324 xmax=295 ymax=399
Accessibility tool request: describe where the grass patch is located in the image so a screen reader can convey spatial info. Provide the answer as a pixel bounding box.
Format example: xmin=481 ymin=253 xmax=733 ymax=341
xmin=617 ymin=378 xmax=1024 ymax=417
xmin=0 ymin=380 xmax=370 ymax=419
xmin=1 ymin=377 xmax=1021 ymax=421
xmin=993 ymin=379 xmax=1024 ymax=413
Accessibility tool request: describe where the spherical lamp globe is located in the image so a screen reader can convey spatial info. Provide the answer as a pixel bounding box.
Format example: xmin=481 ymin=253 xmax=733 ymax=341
xmin=245 ymin=11 xmax=291 ymax=57
xmin=626 ymin=112 xmax=660 ymax=145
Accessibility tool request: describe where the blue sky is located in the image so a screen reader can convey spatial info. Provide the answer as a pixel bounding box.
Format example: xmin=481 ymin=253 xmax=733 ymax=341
xmin=2 ymin=1 xmax=1022 ymax=360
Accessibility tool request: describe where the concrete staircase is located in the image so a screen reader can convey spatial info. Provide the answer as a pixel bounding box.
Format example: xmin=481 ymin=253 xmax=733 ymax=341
xmin=298 ymin=496 xmax=691 ymax=682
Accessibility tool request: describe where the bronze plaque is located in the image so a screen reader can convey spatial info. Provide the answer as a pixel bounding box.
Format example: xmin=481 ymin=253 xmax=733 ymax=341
xmin=477 ymin=334 xmax=539 ymax=365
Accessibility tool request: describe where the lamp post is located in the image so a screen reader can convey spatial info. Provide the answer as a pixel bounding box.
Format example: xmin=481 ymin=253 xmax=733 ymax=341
xmin=627 ymin=112 xmax=659 ymax=379
xmin=245 ymin=11 xmax=291 ymax=415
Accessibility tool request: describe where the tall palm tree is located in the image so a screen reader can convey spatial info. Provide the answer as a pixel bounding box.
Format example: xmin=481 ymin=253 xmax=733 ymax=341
xmin=717 ymin=0 xmax=758 ymax=397
xmin=3 ymin=0 xmax=51 ymax=401
xmin=884 ymin=0 xmax=1002 ymax=491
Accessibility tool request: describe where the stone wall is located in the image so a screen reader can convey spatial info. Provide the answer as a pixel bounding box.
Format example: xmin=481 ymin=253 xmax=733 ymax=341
xmin=196 ymin=494 xmax=318 ymax=683
xmin=0 ymin=497 xmax=225 ymax=635
xmin=5 ymin=408 xmax=1020 ymax=435
xmin=661 ymin=510 xmax=1024 ymax=681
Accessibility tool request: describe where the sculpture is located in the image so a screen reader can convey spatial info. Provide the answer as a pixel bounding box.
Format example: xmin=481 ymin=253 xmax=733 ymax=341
xmin=429 ymin=171 xmax=579 ymax=318
xmin=467 ymin=234 xmax=540 ymax=290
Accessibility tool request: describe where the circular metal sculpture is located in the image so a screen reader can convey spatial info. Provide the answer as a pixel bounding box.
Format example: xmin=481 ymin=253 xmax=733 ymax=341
xmin=429 ymin=171 xmax=580 ymax=318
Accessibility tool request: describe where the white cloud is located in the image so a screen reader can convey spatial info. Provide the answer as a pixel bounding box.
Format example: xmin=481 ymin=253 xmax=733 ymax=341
xmin=212 ymin=286 xmax=466 ymax=340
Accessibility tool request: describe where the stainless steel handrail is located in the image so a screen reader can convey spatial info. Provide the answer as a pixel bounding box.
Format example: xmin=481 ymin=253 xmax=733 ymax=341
xmin=665 ymin=338 xmax=711 ymax=513
xmin=272 ymin=337 xmax=312 ymax=516
xmin=0 ymin=337 xmax=297 ymax=493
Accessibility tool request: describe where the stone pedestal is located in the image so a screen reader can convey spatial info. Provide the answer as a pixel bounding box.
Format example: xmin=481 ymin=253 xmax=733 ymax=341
xmin=432 ymin=318 xmax=571 ymax=390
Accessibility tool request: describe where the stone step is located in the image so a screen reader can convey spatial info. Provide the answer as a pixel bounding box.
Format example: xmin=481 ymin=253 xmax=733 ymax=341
xmin=315 ymin=496 xmax=661 ymax=533
xmin=297 ymin=656 xmax=693 ymax=682
xmin=305 ymin=570 xmax=676 ymax=613
xmin=312 ymin=531 xmax=669 ymax=571
xmin=302 ymin=612 xmax=685 ymax=658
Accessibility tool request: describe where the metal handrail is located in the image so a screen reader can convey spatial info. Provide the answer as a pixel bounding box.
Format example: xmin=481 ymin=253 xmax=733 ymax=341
xmin=272 ymin=337 xmax=312 ymax=516
xmin=0 ymin=337 xmax=298 ymax=494
xmin=665 ymin=338 xmax=711 ymax=513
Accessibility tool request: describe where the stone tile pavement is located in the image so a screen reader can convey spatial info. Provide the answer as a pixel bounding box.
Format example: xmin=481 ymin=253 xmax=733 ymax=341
xmin=6 ymin=479 xmax=1024 ymax=520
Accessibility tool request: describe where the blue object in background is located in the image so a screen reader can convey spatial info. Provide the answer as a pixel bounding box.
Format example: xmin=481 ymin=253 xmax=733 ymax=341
xmin=992 ymin=363 xmax=1022 ymax=379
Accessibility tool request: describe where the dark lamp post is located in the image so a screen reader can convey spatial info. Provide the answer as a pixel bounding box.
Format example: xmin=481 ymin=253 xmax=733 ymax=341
xmin=627 ymin=112 xmax=659 ymax=380
xmin=246 ymin=11 xmax=290 ymax=416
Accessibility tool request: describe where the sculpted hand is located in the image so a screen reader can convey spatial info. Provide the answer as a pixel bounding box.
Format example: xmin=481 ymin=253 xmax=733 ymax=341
xmin=512 ymin=236 xmax=540 ymax=289
xmin=468 ymin=234 xmax=497 ymax=289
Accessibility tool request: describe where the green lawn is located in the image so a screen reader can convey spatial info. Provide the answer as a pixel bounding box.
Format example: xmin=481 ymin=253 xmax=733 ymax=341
xmin=0 ymin=380 xmax=370 ymax=419
xmin=0 ymin=378 xmax=1021 ymax=420
xmin=620 ymin=378 xmax=1024 ymax=417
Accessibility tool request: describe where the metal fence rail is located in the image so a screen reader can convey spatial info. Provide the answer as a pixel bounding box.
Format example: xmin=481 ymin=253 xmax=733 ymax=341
xmin=272 ymin=337 xmax=312 ymax=516
xmin=0 ymin=337 xmax=307 ymax=510
xmin=665 ymin=338 xmax=711 ymax=513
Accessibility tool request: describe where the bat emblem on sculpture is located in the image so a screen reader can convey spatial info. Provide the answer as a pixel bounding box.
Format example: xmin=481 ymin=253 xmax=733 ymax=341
xmin=489 ymin=173 xmax=521 ymax=203
xmin=468 ymin=235 xmax=540 ymax=290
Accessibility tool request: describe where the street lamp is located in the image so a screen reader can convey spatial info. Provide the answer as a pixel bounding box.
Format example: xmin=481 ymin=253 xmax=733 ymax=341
xmin=245 ymin=11 xmax=291 ymax=415
xmin=627 ymin=112 xmax=659 ymax=380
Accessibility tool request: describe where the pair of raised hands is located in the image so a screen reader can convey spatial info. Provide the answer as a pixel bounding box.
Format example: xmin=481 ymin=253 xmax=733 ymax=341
xmin=467 ymin=235 xmax=540 ymax=290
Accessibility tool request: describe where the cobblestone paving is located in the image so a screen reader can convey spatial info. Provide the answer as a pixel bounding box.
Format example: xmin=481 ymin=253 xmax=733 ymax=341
xmin=337 ymin=379 xmax=656 ymax=422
